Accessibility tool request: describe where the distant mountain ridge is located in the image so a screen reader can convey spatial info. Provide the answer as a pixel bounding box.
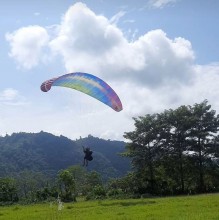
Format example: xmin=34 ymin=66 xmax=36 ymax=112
xmin=0 ymin=132 xmax=130 ymax=179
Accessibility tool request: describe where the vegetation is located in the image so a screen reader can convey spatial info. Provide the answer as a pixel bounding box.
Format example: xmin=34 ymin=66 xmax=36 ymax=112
xmin=0 ymin=100 xmax=218 ymax=207
xmin=0 ymin=194 xmax=218 ymax=220
xmin=123 ymin=100 xmax=219 ymax=195
xmin=0 ymin=132 xmax=130 ymax=179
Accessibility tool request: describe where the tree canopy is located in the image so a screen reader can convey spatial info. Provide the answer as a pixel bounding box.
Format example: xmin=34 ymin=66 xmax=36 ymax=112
xmin=124 ymin=100 xmax=219 ymax=195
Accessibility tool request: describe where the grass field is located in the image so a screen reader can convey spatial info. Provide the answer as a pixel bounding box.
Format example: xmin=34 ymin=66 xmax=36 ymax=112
xmin=0 ymin=193 xmax=218 ymax=220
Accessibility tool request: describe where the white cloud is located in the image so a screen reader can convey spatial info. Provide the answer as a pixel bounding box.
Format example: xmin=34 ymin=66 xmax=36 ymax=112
xmin=49 ymin=2 xmax=125 ymax=73
xmin=34 ymin=12 xmax=40 ymax=16
xmin=103 ymin=29 xmax=194 ymax=87
xmin=6 ymin=25 xmax=49 ymax=69
xmin=6 ymin=2 xmax=194 ymax=88
xmin=48 ymin=2 xmax=194 ymax=89
xmin=0 ymin=88 xmax=28 ymax=106
xmin=4 ymin=2 xmax=219 ymax=140
xmin=110 ymin=11 xmax=126 ymax=25
xmin=148 ymin=0 xmax=178 ymax=9
xmin=179 ymin=64 xmax=219 ymax=107
xmin=0 ymin=88 xmax=18 ymax=101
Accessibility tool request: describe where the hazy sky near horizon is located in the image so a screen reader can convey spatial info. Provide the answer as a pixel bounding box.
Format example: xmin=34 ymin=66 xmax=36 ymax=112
xmin=1 ymin=0 xmax=219 ymax=140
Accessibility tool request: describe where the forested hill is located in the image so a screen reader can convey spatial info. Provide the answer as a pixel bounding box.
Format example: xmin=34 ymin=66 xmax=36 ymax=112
xmin=0 ymin=132 xmax=130 ymax=179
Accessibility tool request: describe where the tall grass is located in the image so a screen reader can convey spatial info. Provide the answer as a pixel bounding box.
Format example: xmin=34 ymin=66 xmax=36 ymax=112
xmin=0 ymin=193 xmax=218 ymax=220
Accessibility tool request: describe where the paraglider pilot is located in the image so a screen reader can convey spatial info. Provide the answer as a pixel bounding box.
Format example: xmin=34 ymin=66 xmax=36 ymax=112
xmin=83 ymin=146 xmax=93 ymax=166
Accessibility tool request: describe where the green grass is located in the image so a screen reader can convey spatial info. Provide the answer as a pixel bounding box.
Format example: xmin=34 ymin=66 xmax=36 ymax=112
xmin=0 ymin=193 xmax=218 ymax=220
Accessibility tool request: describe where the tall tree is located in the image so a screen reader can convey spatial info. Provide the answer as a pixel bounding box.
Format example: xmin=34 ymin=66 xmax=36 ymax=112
xmin=124 ymin=113 xmax=168 ymax=194
xmin=188 ymin=100 xmax=219 ymax=192
xmin=166 ymin=105 xmax=192 ymax=193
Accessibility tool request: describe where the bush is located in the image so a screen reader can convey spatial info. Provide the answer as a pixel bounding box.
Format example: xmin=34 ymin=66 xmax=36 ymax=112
xmin=85 ymin=185 xmax=106 ymax=200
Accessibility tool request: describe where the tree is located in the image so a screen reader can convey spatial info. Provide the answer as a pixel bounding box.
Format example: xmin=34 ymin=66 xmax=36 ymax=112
xmin=0 ymin=177 xmax=18 ymax=203
xmin=188 ymin=100 xmax=219 ymax=192
xmin=82 ymin=171 xmax=105 ymax=200
xmin=83 ymin=171 xmax=103 ymax=194
xmin=68 ymin=165 xmax=87 ymax=196
xmin=107 ymin=172 xmax=139 ymax=197
xmin=124 ymin=113 xmax=168 ymax=194
xmin=123 ymin=101 xmax=219 ymax=195
xmin=15 ymin=170 xmax=49 ymax=202
xmin=58 ymin=170 xmax=76 ymax=202
xmin=165 ymin=105 xmax=192 ymax=193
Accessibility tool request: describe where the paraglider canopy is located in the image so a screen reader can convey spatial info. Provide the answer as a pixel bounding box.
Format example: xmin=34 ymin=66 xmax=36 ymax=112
xmin=40 ymin=72 xmax=123 ymax=112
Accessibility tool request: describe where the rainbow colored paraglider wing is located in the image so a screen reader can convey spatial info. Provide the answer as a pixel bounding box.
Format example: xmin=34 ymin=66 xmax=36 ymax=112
xmin=40 ymin=72 xmax=123 ymax=112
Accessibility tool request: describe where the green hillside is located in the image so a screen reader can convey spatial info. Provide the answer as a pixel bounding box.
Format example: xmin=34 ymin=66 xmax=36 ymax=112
xmin=0 ymin=132 xmax=130 ymax=179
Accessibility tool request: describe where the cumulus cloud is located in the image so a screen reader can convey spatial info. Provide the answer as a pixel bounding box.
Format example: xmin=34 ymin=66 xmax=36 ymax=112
xmin=6 ymin=2 xmax=194 ymax=88
xmin=6 ymin=25 xmax=49 ymax=69
xmin=49 ymin=2 xmax=125 ymax=73
xmin=48 ymin=2 xmax=195 ymax=89
xmin=179 ymin=64 xmax=219 ymax=107
xmin=5 ymin=2 xmax=219 ymax=140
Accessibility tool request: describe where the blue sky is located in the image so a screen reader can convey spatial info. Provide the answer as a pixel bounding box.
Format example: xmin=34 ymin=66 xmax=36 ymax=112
xmin=1 ymin=0 xmax=219 ymax=140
